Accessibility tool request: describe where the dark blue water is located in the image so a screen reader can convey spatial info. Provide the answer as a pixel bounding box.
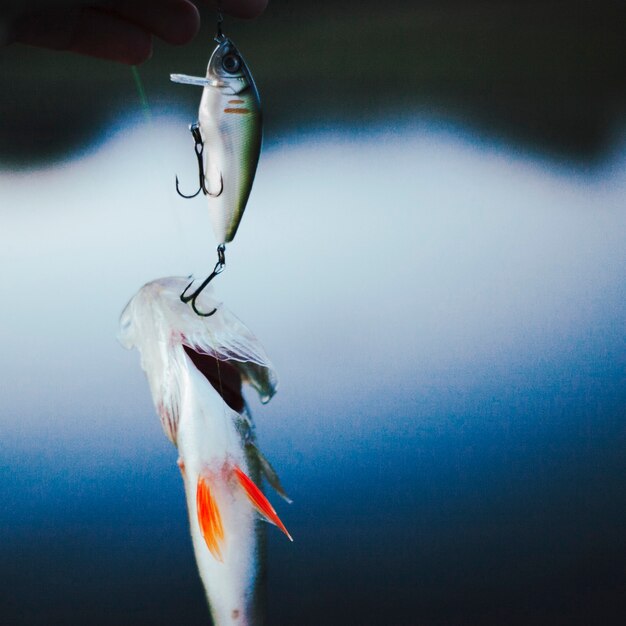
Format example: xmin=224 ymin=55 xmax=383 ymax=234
xmin=2 ymin=346 xmax=624 ymax=625
xmin=1 ymin=120 xmax=625 ymax=624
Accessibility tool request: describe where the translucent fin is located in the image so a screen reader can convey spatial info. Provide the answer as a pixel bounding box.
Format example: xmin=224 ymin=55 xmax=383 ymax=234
xmin=119 ymin=276 xmax=278 ymax=410
xmin=247 ymin=443 xmax=292 ymax=504
xmin=170 ymin=74 xmax=211 ymax=87
xmin=170 ymin=73 xmax=212 ymax=87
xmin=234 ymin=466 xmax=293 ymax=541
xmin=236 ymin=361 xmax=278 ymax=404
xmin=197 ymin=476 xmax=225 ymax=561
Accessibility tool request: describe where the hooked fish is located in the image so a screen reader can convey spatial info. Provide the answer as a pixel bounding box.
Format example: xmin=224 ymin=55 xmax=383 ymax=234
xmin=119 ymin=277 xmax=291 ymax=626
xmin=172 ymin=35 xmax=262 ymax=245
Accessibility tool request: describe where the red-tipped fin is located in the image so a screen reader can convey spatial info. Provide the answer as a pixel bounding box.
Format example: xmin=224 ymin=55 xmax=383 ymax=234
xmin=234 ymin=465 xmax=293 ymax=541
xmin=197 ymin=476 xmax=225 ymax=561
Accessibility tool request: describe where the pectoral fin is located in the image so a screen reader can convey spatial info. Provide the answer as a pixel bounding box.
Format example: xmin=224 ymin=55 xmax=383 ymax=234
xmin=197 ymin=476 xmax=225 ymax=561
xmin=234 ymin=465 xmax=293 ymax=541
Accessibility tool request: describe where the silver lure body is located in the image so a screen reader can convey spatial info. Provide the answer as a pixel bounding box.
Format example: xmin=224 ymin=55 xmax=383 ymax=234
xmin=171 ymin=37 xmax=262 ymax=244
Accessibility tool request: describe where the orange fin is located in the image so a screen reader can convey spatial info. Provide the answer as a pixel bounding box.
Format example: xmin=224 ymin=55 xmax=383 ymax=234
xmin=234 ymin=465 xmax=293 ymax=541
xmin=196 ymin=476 xmax=225 ymax=561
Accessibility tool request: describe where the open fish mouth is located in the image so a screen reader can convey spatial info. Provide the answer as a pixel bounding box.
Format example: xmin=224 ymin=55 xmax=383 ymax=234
xmin=183 ymin=345 xmax=245 ymax=413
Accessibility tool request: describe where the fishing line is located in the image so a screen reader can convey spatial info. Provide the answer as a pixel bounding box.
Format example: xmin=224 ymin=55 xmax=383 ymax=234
xmin=214 ymin=352 xmax=227 ymax=419
xmin=128 ymin=65 xmax=191 ymax=272
xmin=131 ymin=66 xmax=152 ymax=123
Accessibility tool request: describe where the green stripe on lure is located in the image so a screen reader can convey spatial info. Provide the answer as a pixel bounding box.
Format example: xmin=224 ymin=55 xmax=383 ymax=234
xmin=171 ymin=33 xmax=262 ymax=245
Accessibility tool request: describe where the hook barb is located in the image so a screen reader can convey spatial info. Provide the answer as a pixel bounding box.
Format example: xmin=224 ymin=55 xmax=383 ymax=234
xmin=175 ymin=123 xmax=224 ymax=199
xmin=205 ymin=172 xmax=224 ymax=198
xmin=176 ymin=174 xmax=202 ymax=199
xmin=180 ymin=244 xmax=226 ymax=317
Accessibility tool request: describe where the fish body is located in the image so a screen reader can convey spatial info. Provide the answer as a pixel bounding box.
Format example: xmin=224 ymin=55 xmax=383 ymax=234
xmin=178 ymin=360 xmax=259 ymax=626
xmin=119 ymin=277 xmax=289 ymax=626
xmin=171 ymin=37 xmax=262 ymax=244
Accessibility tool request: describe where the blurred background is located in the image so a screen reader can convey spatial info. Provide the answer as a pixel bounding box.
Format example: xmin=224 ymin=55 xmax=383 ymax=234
xmin=1 ymin=1 xmax=625 ymax=624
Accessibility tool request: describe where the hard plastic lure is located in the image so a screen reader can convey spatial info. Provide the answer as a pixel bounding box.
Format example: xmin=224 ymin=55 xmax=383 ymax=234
xmin=171 ymin=32 xmax=262 ymax=245
xmin=119 ymin=277 xmax=291 ymax=626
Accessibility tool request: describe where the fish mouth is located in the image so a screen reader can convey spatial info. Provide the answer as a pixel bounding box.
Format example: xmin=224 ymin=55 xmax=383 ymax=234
xmin=183 ymin=345 xmax=245 ymax=412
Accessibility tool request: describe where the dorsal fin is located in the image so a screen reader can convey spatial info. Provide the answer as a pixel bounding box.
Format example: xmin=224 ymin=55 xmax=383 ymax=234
xmin=233 ymin=465 xmax=293 ymax=541
xmin=196 ymin=476 xmax=225 ymax=561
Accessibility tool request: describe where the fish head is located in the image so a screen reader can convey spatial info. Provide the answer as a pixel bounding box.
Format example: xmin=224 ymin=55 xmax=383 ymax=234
xmin=207 ymin=38 xmax=253 ymax=95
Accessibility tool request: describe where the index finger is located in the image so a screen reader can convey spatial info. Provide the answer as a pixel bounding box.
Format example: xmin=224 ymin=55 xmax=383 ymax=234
xmin=208 ymin=0 xmax=268 ymax=20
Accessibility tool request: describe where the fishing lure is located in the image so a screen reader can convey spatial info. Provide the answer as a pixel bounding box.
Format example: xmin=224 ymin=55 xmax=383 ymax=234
xmin=119 ymin=277 xmax=291 ymax=626
xmin=171 ymin=20 xmax=262 ymax=246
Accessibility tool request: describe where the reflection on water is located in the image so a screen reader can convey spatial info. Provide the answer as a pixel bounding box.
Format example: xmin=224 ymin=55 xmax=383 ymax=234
xmin=1 ymin=116 xmax=625 ymax=625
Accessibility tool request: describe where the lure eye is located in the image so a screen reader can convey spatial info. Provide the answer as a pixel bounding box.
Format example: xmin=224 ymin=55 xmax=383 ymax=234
xmin=222 ymin=53 xmax=241 ymax=74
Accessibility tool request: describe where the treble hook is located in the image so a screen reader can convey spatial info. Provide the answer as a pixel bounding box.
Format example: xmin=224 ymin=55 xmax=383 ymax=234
xmin=175 ymin=123 xmax=224 ymax=199
xmin=180 ymin=244 xmax=226 ymax=317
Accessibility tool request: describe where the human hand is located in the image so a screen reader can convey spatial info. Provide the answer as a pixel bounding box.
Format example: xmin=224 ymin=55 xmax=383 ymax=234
xmin=3 ymin=1 xmax=268 ymax=64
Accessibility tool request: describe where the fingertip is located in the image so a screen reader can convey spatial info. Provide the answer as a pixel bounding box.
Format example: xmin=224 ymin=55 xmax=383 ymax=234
xmin=70 ymin=9 xmax=154 ymax=65
xmin=219 ymin=0 xmax=268 ymax=20
xmin=153 ymin=0 xmax=201 ymax=46
xmin=71 ymin=33 xmax=153 ymax=65
xmin=126 ymin=37 xmax=154 ymax=65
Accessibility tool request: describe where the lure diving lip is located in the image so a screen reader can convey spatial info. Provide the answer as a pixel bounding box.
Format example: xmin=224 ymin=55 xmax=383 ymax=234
xmin=171 ymin=35 xmax=262 ymax=245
